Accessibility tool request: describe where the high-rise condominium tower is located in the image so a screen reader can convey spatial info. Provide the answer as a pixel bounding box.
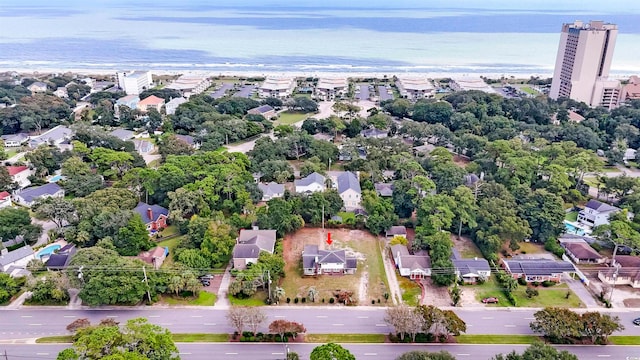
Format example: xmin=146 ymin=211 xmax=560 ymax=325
xmin=549 ymin=20 xmax=620 ymax=108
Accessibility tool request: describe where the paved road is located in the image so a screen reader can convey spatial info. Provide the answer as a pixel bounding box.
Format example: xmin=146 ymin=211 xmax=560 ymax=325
xmin=1 ymin=307 xmax=639 ymax=341
xmin=2 ymin=343 xmax=640 ymax=360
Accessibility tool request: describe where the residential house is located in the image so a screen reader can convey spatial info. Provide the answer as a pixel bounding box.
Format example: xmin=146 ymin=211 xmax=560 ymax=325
xmin=174 ymin=134 xmax=199 ymax=149
xmin=294 ymin=172 xmax=326 ymax=194
xmin=133 ymin=202 xmax=169 ymax=232
xmin=44 ymin=244 xmax=77 ymax=270
xmin=137 ymin=95 xmax=165 ymax=113
xmin=453 ymin=258 xmax=491 ymax=283
xmin=578 ymin=199 xmax=628 ymax=228
xmin=375 ymin=183 xmax=394 ymax=197
xmin=27 ymin=82 xmax=48 ymax=93
xmin=501 ymin=258 xmax=576 ymax=283
xmin=28 ymin=125 xmax=74 ymax=149
xmin=258 ymin=77 xmax=296 ymax=98
xmin=132 ymin=139 xmax=154 ymax=155
xmin=315 ymin=78 xmax=348 ymax=100
xmin=136 ymin=247 xmax=168 ymax=270
xmin=12 ymin=183 xmax=64 ymax=207
xmin=258 ymin=182 xmax=285 ymax=201
xmin=115 ymin=94 xmax=140 ymax=110
xmin=0 ymin=191 xmax=11 ymax=208
xmin=360 ymin=128 xmax=388 ymax=139
xmin=302 ymin=244 xmax=357 ymax=276
xmin=232 ymin=229 xmax=277 ymax=270
xmin=109 ymin=128 xmax=135 ymax=141
xmin=559 ymin=237 xmax=606 ymax=264
xmin=1 ymin=133 xmax=29 ymax=147
xmin=53 ymin=87 xmax=68 ymax=98
xmin=165 ymin=97 xmax=187 ymax=115
xmin=247 ymin=105 xmax=276 ymax=119
xmin=117 ymin=71 xmax=152 ymax=95
xmin=0 ymin=246 xmax=35 ymax=273
xmin=598 ymin=255 xmax=640 ymax=289
xmin=386 ymin=226 xmax=407 ymax=238
xmin=390 ymin=244 xmax=431 ymax=279
xmin=624 ymin=148 xmax=637 ymax=161
xmin=396 ymin=77 xmax=435 ymax=100
xmin=335 ymin=171 xmax=361 ymax=211
xmin=6 ymin=165 xmax=33 ymax=188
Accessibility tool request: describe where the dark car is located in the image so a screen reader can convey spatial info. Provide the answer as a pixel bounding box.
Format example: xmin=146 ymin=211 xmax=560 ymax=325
xmin=482 ymin=297 xmax=499 ymax=304
xmin=633 ymin=318 xmax=640 ymax=326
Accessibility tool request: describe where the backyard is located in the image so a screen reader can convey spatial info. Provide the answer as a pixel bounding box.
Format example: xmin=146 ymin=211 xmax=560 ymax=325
xmin=276 ymin=111 xmax=310 ymax=125
xmin=473 ymin=276 xmax=584 ymax=308
xmin=280 ymin=228 xmax=390 ymax=305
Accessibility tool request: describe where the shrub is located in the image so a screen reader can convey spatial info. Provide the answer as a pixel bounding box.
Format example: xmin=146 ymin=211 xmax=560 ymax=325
xmin=531 ymin=281 xmax=540 ymax=287
xmin=518 ymin=276 xmax=527 ymax=286
xmin=321 ymin=298 xmax=325 ymax=303
xmin=590 ymin=242 xmax=603 ymax=252
xmin=301 ymin=297 xmax=306 ymax=303
xmin=286 ymin=297 xmax=291 ymax=303
xmin=541 ymin=280 xmax=556 ymax=287
xmin=294 ymin=297 xmax=299 ymax=304
xmin=329 ymin=298 xmax=335 ymax=304
xmin=371 ymin=300 xmax=375 ymax=304
xmin=525 ymin=287 xmax=539 ymax=298
xmin=377 ymin=299 xmax=381 ymax=303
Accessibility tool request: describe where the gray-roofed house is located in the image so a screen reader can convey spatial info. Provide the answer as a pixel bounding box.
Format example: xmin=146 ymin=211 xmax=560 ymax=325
xmin=559 ymin=238 xmax=605 ymax=264
xmin=360 ymin=128 xmax=388 ymax=139
xmin=12 ymin=183 xmax=64 ymax=207
xmin=174 ymin=134 xmax=200 ymax=149
xmin=110 ymin=128 xmax=135 ymax=141
xmin=248 ymin=105 xmax=276 ymax=119
xmin=501 ymin=258 xmax=576 ymax=283
xmin=133 ymin=202 xmax=169 ymax=232
xmin=232 ymin=229 xmax=277 ymax=270
xmin=258 ymin=182 xmax=285 ymax=201
xmin=44 ymin=244 xmax=77 ymax=270
xmin=450 ymin=249 xmax=491 ymax=283
xmin=302 ymin=244 xmax=357 ymax=276
xmin=390 ymin=244 xmax=431 ymax=279
xmin=578 ymin=199 xmax=628 ymax=228
xmin=335 ymin=171 xmax=361 ymax=211
xmin=375 ymin=183 xmax=394 ymax=197
xmin=0 ymin=246 xmax=35 ymax=273
xmin=294 ymin=172 xmax=326 ymax=194
xmin=27 ymin=82 xmax=48 ymax=93
xmin=28 ymin=125 xmax=74 ymax=149
xmin=386 ymin=226 xmax=407 ymax=238
xmin=132 ymin=139 xmax=154 ymax=155
xmin=1 ymin=133 xmax=29 ymax=147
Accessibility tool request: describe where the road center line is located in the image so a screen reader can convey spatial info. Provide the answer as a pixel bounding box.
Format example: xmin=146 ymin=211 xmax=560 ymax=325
xmin=191 ymin=315 xmax=203 ymax=318
xmin=106 ymin=315 xmax=118 ymax=318
xmin=21 ymin=316 xmax=33 ymax=318
xmin=332 ymin=323 xmax=344 ymax=326
xmin=225 ymin=353 xmax=238 ymax=355
xmin=357 ymin=316 xmax=369 ymax=319
xmin=597 ymin=355 xmax=611 ymax=358
xmin=364 ymin=353 xmax=377 ymax=356
xmin=63 ymin=315 xmax=76 ymax=318
xmin=481 ymin=317 xmax=494 ymax=320
xmin=504 ymin=325 xmax=516 ymax=327
xmin=375 ymin=324 xmax=387 ymax=327
xmin=203 ymin=323 xmax=217 ymax=326
xmin=28 ymin=324 xmax=42 ymax=326
xmin=274 ymin=315 xmax=285 ymax=318
xmin=457 ymin=354 xmax=470 ymax=356
xmin=179 ymin=353 xmax=192 ymax=355
xmin=316 ymin=315 xmax=327 ymax=318
xmin=272 ymin=353 xmax=284 ymax=355
xmin=36 ymin=353 xmax=49 ymax=356
xmin=148 ymin=315 xmax=160 ymax=318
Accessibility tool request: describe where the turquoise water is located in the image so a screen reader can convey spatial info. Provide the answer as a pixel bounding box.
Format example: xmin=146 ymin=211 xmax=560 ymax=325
xmin=36 ymin=244 xmax=61 ymax=259
xmin=49 ymin=175 xmax=62 ymax=182
xmin=564 ymin=221 xmax=585 ymax=236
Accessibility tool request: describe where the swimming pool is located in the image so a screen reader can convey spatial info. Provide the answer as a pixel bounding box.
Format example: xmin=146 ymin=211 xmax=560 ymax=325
xmin=36 ymin=244 xmax=61 ymax=259
xmin=564 ymin=221 xmax=585 ymax=236
xmin=48 ymin=175 xmax=63 ymax=182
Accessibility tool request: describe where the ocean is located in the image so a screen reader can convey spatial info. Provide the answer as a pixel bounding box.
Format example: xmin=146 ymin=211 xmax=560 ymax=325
xmin=1 ymin=1 xmax=639 ymax=76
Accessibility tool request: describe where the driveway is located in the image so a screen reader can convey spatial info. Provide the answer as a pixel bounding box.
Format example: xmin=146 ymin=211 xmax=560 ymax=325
xmin=31 ymin=218 xmax=57 ymax=247
xmin=380 ymin=241 xmax=401 ymax=305
xmin=224 ymin=131 xmax=275 ymax=154
xmin=564 ymin=275 xmax=600 ymax=308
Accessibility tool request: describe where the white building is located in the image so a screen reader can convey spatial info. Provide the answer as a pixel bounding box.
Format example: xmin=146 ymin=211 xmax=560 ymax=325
xmin=449 ymin=78 xmax=496 ymax=93
xmin=578 ymin=199 xmax=629 ymax=228
xmin=294 ymin=172 xmax=326 ymax=194
xmin=333 ymin=171 xmax=361 ymax=211
xmin=0 ymin=246 xmax=35 ymax=273
xmin=28 ymin=125 xmax=74 ymax=149
xmin=165 ymin=97 xmax=187 ymax=115
xmin=258 ymin=182 xmax=285 ymax=201
xmin=396 ymin=77 xmax=435 ymax=100
xmin=315 ymin=78 xmax=348 ymax=100
xmin=12 ymin=183 xmax=65 ymax=207
xmin=258 ymin=77 xmax=296 ymax=98
xmin=165 ymin=74 xmax=211 ymax=98
xmin=6 ymin=166 xmax=33 ymax=188
xmin=549 ymin=20 xmax=619 ymax=107
xmin=117 ymin=71 xmax=153 ymax=95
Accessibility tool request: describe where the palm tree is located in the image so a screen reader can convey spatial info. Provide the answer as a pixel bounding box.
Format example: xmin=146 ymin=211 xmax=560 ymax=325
xmin=168 ymin=275 xmax=183 ymax=296
xmin=307 ymin=287 xmax=319 ymax=303
xmin=273 ymin=287 xmax=285 ymax=304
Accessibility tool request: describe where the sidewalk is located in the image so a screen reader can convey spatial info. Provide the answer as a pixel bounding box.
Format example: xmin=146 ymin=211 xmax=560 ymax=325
xmin=6 ymin=291 xmax=31 ymax=309
xmin=215 ymin=263 xmax=232 ymax=309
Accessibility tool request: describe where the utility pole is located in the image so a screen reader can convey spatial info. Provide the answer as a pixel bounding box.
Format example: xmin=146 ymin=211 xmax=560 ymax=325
xmin=267 ymin=270 xmax=272 ymax=304
xmin=4 ymin=349 xmax=8 ymax=360
xmin=328 ymin=158 xmax=331 ymax=171
xmin=608 ymin=265 xmax=619 ymax=306
xmin=142 ymin=266 xmax=151 ymax=303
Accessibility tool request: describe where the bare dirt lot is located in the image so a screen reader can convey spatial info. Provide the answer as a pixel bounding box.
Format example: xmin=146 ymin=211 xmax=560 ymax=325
xmin=419 ymin=278 xmax=451 ymax=307
xmin=281 ymin=228 xmax=389 ymax=306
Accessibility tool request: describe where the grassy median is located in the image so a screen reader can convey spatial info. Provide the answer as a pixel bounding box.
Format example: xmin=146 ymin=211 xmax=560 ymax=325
xmin=305 ymin=334 xmax=386 ymax=343
xmin=456 ymin=335 xmax=540 ymax=344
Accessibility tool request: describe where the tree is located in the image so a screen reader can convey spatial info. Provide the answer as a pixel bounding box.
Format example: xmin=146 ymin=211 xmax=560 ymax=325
xmin=450 ymin=283 xmax=462 ymax=306
xmin=384 ymin=305 xmax=423 ymax=341
xmin=396 ymin=350 xmax=457 ymax=360
xmin=227 ymin=306 xmax=247 ymax=335
xmin=530 ymin=307 xmax=582 ymax=343
xmin=309 ymin=343 xmax=355 ymax=360
xmin=0 ymin=207 xmax=42 ymax=244
xmin=269 ymin=320 xmax=307 ymax=341
xmin=66 ymin=318 xmax=91 ymax=333
xmin=0 ymin=273 xmax=20 ymax=304
xmin=451 ymin=186 xmax=477 ymax=237
xmin=25 ymin=145 xmax=66 ymax=178
xmin=0 ymin=166 xmax=14 ymax=191
xmin=416 ymin=305 xmax=466 ymax=338
xmin=245 ymin=307 xmax=267 ymax=336
xmin=32 ymin=197 xmax=77 ymax=228
xmin=580 ymin=311 xmax=624 ymax=344
xmin=58 ymin=318 xmax=179 ymax=360
xmin=308 ymin=286 xmax=319 ymax=302
xmin=114 ymin=214 xmax=154 ymax=256
xmin=89 ymin=147 xmax=134 ymax=178
xmin=491 ymin=342 xmax=578 ymax=360
xmin=159 ymin=134 xmax=195 ymax=160
xmin=257 ymin=198 xmax=304 ymax=237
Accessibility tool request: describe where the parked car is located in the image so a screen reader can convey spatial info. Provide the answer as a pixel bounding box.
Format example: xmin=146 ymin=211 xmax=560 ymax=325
xmin=633 ymin=318 xmax=640 ymax=326
xmin=482 ymin=297 xmax=499 ymax=304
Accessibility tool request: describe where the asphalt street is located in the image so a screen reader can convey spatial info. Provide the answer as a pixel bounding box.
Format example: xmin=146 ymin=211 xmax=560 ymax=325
xmin=2 ymin=343 xmax=640 ymax=360
xmin=1 ymin=307 xmax=639 ymax=340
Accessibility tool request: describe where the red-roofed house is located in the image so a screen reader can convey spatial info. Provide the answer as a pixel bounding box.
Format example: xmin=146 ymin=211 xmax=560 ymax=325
xmin=6 ymin=165 xmax=33 ymax=188
xmin=137 ymin=246 xmax=168 ymax=270
xmin=137 ymin=95 xmax=165 ymax=113
xmin=0 ymin=191 xmax=11 ymax=208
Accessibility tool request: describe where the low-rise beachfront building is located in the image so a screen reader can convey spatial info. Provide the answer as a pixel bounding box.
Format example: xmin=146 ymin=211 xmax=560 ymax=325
xmin=259 ymin=77 xmax=296 ymax=98
xmin=166 ymin=74 xmax=212 ymax=98
xmin=449 ymin=78 xmax=496 ymax=94
xmin=27 ymin=82 xmax=48 ymax=93
xmin=248 ymin=105 xmax=276 ymax=119
xmin=315 ymin=78 xmax=348 ymax=100
xmin=396 ymin=77 xmax=435 ymax=100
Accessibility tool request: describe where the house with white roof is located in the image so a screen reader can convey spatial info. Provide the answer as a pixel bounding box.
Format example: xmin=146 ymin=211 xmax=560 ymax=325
xmin=232 ymin=229 xmax=276 ymax=270
xmin=258 ymin=182 xmax=285 ymax=201
xmin=259 ymin=77 xmax=296 ymax=98
xmin=0 ymin=246 xmax=35 ymax=273
xmin=578 ymin=199 xmax=629 ymax=228
xmin=294 ymin=172 xmax=326 ymax=194
xmin=116 ymin=95 xmax=140 ymax=110
xmin=28 ymin=126 xmax=74 ymax=149
xmin=53 ymin=87 xmax=68 ymax=98
xmin=27 ymin=82 xmax=48 ymax=93
xmin=315 ymin=78 xmax=348 ymax=100
xmin=165 ymin=97 xmax=187 ymax=115
xmin=449 ymin=78 xmax=496 ymax=94
xmin=396 ymin=77 xmax=435 ymax=100
xmin=109 ymin=128 xmax=135 ymax=141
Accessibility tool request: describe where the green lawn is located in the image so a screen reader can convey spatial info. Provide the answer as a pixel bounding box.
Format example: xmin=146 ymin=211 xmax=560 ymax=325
xmin=516 ymin=242 xmax=547 ymax=255
xmin=305 ymin=334 xmax=386 ymax=343
xmin=36 ymin=336 xmax=73 ymax=344
xmin=457 ymin=335 xmax=540 ymax=344
xmin=172 ymin=333 xmax=228 ymax=342
xmin=161 ymin=291 xmax=216 ymax=306
xmin=276 ymin=111 xmax=310 ymax=125
xmin=398 ymin=275 xmax=422 ymax=306
xmin=565 ymin=211 xmax=578 ymax=222
xmin=474 ymin=278 xmax=583 ymax=307
xmin=601 ymin=166 xmax=622 ymax=173
xmin=229 ymin=291 xmax=268 ymax=306
xmin=158 ymin=225 xmax=179 ymax=237
xmin=4 ymin=148 xmax=18 ymax=158
xmin=336 ymin=212 xmax=355 ymax=224
xmin=157 ymin=236 xmax=183 ymax=268
xmin=609 ymin=336 xmax=640 ymax=345
xmin=520 ymin=86 xmax=537 ymax=95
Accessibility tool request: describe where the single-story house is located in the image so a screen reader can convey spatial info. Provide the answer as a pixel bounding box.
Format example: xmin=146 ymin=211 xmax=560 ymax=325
xmin=390 ymin=244 xmax=431 ymax=279
xmin=375 ymin=183 xmax=394 ymax=197
xmin=386 ymin=226 xmax=407 ymax=238
xmin=109 ymin=128 xmax=135 ymax=141
xmin=174 ymin=134 xmax=199 ymax=149
xmin=232 ymin=229 xmax=277 ymax=270
xmin=0 ymin=246 xmax=35 ymax=273
xmin=53 ymin=87 xmax=68 ymax=98
xmin=360 ymin=128 xmax=388 ymax=139
xmin=27 ymin=82 xmax=48 ymax=93
xmin=132 ymin=139 xmax=154 ymax=155
xmin=294 ymin=172 xmax=326 ymax=194
xmin=1 ymin=133 xmax=29 ymax=147
xmin=28 ymin=125 xmax=74 ymax=149
xmin=302 ymin=244 xmax=357 ymax=276
xmin=12 ymin=183 xmax=64 ymax=207
xmin=258 ymin=182 xmax=285 ymax=201
xmin=559 ymin=238 xmax=606 ymax=264
xmin=45 ymin=244 xmax=77 ymax=270
xmin=6 ymin=165 xmax=33 ymax=188
xmin=501 ymin=258 xmax=576 ymax=283
xmin=453 ymin=258 xmax=491 ymax=283
xmin=578 ymin=199 xmax=628 ymax=228
xmin=116 ymin=94 xmax=140 ymax=110
xmin=0 ymin=191 xmax=12 ymax=208
xmin=598 ymin=255 xmax=640 ymax=289
xmin=247 ymin=105 xmax=276 ymax=119
xmin=136 ymin=246 xmax=168 ymax=270
xmin=133 ymin=202 xmax=169 ymax=232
